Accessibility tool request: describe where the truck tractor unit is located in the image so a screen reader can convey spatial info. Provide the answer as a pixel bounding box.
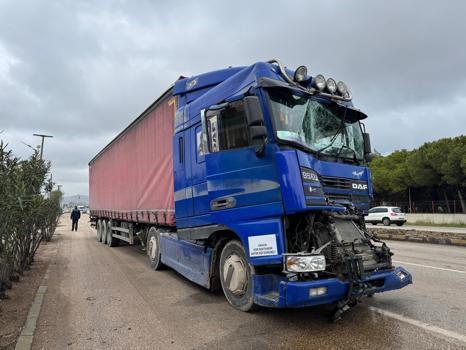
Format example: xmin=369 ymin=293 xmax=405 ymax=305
xmin=89 ymin=59 xmax=412 ymax=319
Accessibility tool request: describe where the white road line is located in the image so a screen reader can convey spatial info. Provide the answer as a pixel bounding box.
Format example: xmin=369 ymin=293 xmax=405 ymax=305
xmin=393 ymin=260 xmax=466 ymax=274
xmin=369 ymin=307 xmax=466 ymax=345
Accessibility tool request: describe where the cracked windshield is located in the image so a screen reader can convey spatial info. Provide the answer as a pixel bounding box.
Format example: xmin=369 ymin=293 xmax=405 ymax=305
xmin=269 ymin=89 xmax=364 ymax=160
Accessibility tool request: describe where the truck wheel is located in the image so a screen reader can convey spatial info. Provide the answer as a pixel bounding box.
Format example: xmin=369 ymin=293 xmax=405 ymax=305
xmin=382 ymin=218 xmax=391 ymax=226
xmin=219 ymin=240 xmax=256 ymax=312
xmin=97 ymin=220 xmax=102 ymax=241
xmin=106 ymin=221 xmax=118 ymax=247
xmin=147 ymin=227 xmax=165 ymax=270
xmin=101 ymin=220 xmax=108 ymax=244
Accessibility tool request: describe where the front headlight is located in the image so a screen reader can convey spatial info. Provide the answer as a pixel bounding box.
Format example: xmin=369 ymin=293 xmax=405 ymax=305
xmin=284 ymin=254 xmax=326 ymax=273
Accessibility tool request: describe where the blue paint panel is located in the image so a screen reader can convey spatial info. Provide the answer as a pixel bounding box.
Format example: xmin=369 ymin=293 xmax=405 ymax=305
xmin=191 ymin=124 xmax=210 ymax=217
xmin=252 ymin=267 xmax=412 ymax=308
xmin=296 ymin=150 xmax=370 ymax=183
xmin=176 ymin=213 xmax=212 ymax=228
xmin=227 ymin=217 xmax=285 ymax=266
xmin=173 ymin=67 xmax=245 ymax=96
xmin=275 ymin=149 xmax=372 ymax=214
xmin=275 ymin=150 xmax=305 ymax=213
xmin=160 ymin=236 xmax=212 ymax=288
xmin=173 ymin=132 xmax=190 ymax=218
xmin=206 ymin=144 xmax=282 ymax=212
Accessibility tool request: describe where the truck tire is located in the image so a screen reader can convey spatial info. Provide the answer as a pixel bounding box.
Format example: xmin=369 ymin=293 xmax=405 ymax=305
xmin=147 ymin=227 xmax=165 ymax=270
xmin=219 ymin=240 xmax=256 ymax=312
xmin=382 ymin=218 xmax=391 ymax=226
xmin=97 ymin=220 xmax=102 ymax=241
xmin=106 ymin=220 xmax=118 ymax=247
xmin=101 ymin=220 xmax=108 ymax=244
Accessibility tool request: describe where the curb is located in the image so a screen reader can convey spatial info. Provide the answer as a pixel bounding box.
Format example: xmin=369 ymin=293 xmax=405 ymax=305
xmin=15 ymin=267 xmax=50 ymax=350
xmin=372 ymin=232 xmax=466 ymax=247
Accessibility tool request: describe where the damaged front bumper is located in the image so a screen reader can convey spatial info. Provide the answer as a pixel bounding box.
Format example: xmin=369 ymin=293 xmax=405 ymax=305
xmin=253 ymin=266 xmax=412 ymax=308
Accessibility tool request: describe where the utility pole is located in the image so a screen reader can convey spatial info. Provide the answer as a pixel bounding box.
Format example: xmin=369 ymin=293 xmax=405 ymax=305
xmin=33 ymin=133 xmax=53 ymax=160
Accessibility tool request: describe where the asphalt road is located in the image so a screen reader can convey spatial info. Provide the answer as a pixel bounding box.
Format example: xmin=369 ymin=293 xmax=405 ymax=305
xmin=369 ymin=224 xmax=466 ymax=234
xmin=31 ymin=218 xmax=466 ymax=350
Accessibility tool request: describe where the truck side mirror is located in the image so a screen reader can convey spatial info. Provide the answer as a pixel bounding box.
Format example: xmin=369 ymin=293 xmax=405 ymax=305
xmin=244 ymin=96 xmax=264 ymax=126
xmin=244 ymin=96 xmax=267 ymax=156
xmin=363 ymin=132 xmax=371 ymax=155
xmin=250 ymin=125 xmax=267 ymax=140
xmin=363 ymin=132 xmax=376 ymax=162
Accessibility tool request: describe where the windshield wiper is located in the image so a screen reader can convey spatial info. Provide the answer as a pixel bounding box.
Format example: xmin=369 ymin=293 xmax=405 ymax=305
xmin=333 ymin=144 xmax=359 ymax=164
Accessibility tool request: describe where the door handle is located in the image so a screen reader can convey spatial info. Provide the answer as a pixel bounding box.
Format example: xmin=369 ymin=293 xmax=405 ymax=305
xmin=210 ymin=197 xmax=236 ymax=210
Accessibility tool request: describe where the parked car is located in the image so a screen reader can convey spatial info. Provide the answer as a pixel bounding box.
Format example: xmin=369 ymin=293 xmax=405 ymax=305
xmin=77 ymin=205 xmax=89 ymax=214
xmin=365 ymin=206 xmax=406 ymax=226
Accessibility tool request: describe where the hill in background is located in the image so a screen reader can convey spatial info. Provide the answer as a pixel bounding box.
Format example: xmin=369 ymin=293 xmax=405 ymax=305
xmin=62 ymin=194 xmax=89 ymax=207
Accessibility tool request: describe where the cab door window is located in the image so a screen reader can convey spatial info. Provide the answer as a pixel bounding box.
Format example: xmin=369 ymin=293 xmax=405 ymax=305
xmin=206 ymin=101 xmax=249 ymax=152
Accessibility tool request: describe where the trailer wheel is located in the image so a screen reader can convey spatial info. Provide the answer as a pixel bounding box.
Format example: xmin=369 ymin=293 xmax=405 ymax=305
xmin=106 ymin=220 xmax=118 ymax=247
xmin=101 ymin=220 xmax=108 ymax=244
xmin=219 ymin=240 xmax=256 ymax=312
xmin=96 ymin=220 xmax=102 ymax=241
xmin=147 ymin=227 xmax=165 ymax=270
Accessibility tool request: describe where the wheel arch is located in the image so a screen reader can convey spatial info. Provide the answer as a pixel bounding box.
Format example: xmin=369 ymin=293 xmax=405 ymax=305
xmin=207 ymin=228 xmax=242 ymax=292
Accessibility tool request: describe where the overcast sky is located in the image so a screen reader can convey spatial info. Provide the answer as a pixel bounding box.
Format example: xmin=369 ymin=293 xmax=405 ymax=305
xmin=1 ymin=1 xmax=465 ymax=196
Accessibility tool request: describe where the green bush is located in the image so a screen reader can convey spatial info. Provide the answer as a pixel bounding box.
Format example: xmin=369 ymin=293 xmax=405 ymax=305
xmin=0 ymin=141 xmax=62 ymax=299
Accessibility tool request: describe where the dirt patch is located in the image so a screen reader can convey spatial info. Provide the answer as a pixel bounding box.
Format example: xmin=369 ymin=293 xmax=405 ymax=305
xmin=368 ymin=228 xmax=466 ymax=246
xmin=0 ymin=237 xmax=58 ymax=350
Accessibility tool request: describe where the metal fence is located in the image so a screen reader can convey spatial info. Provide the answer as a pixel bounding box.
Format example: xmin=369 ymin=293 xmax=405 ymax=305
xmin=371 ymin=200 xmax=465 ymax=214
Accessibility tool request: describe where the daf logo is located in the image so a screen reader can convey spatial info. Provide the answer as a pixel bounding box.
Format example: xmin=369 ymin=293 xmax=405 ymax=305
xmin=352 ymin=183 xmax=368 ymax=190
xmin=352 ymin=170 xmax=364 ymax=178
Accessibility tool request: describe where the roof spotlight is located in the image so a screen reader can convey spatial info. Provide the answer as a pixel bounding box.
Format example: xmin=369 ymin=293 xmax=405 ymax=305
xmin=337 ymin=81 xmax=348 ymax=96
xmin=294 ymin=65 xmax=308 ymax=83
xmin=326 ymin=78 xmax=337 ymax=94
xmin=314 ymin=74 xmax=326 ymax=90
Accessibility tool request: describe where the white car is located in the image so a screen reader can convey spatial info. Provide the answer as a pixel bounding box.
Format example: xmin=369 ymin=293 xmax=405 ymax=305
xmin=365 ymin=206 xmax=406 ymax=226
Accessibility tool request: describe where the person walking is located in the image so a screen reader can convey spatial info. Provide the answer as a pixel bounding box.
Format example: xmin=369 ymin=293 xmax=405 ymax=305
xmin=70 ymin=206 xmax=81 ymax=231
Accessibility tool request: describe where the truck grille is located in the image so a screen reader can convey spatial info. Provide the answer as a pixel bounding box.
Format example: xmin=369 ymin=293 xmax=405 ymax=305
xmin=321 ymin=176 xmax=352 ymax=190
xmin=327 ymin=193 xmax=351 ymax=201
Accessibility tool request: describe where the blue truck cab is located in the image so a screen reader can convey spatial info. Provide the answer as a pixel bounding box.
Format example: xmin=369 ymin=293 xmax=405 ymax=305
xmin=155 ymin=59 xmax=412 ymax=317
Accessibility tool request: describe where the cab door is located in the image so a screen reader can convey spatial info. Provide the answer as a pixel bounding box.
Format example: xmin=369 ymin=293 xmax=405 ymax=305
xmin=204 ymin=99 xmax=281 ymax=221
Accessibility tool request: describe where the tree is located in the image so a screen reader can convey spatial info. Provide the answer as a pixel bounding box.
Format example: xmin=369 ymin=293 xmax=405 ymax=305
xmin=370 ymin=135 xmax=465 ymax=213
xmin=370 ymin=150 xmax=413 ymax=194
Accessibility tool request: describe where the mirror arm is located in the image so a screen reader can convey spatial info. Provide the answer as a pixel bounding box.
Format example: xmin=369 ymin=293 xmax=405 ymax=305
xmin=255 ymin=140 xmax=266 ymax=157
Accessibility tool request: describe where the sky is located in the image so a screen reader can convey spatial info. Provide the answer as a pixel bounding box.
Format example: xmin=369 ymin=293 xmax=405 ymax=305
xmin=0 ymin=0 xmax=465 ymax=196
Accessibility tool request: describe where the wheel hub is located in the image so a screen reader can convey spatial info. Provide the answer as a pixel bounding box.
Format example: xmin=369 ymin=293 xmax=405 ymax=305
xmin=149 ymin=236 xmax=157 ymax=260
xmin=223 ymin=254 xmax=247 ymax=295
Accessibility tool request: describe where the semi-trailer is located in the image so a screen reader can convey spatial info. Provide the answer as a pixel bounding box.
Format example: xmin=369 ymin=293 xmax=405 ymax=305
xmin=89 ymin=59 xmax=412 ymax=319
